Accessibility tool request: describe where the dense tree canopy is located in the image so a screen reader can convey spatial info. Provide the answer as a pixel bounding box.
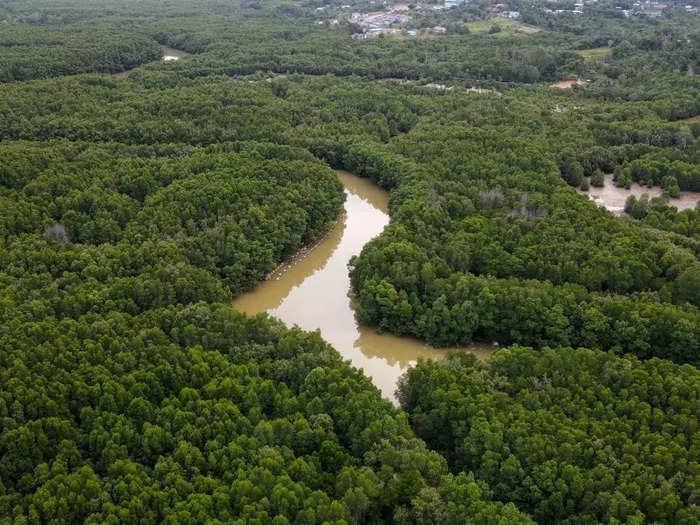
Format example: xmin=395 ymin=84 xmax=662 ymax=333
xmin=0 ymin=140 xmax=344 ymax=311
xmin=0 ymin=138 xmax=531 ymax=523
xmin=0 ymin=25 xmax=160 ymax=81
xmin=1 ymin=0 xmax=699 ymax=522
xmin=0 ymin=302 xmax=531 ymax=524
xmin=399 ymin=348 xmax=700 ymax=524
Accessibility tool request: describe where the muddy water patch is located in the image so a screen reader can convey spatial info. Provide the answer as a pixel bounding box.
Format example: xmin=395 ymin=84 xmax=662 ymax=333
xmin=113 ymin=46 xmax=189 ymax=78
xmin=581 ymin=173 xmax=699 ymax=214
xmin=161 ymin=46 xmax=187 ymax=62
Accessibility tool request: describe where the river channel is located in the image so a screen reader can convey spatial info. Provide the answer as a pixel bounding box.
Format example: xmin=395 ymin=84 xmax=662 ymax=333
xmin=233 ymin=170 xmax=494 ymax=401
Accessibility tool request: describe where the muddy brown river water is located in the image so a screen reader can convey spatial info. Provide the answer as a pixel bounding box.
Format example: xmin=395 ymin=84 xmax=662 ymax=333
xmin=233 ymin=170 xmax=494 ymax=401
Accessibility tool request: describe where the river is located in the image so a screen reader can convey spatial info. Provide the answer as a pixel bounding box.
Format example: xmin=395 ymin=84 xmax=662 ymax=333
xmin=232 ymin=170 xmax=494 ymax=401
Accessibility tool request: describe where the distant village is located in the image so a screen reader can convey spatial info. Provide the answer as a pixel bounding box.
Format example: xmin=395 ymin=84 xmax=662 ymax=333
xmin=317 ymin=0 xmax=698 ymax=39
xmin=349 ymin=9 xmax=414 ymax=39
xmin=326 ymin=1 xmax=521 ymax=39
xmin=541 ymin=0 xmax=698 ymax=17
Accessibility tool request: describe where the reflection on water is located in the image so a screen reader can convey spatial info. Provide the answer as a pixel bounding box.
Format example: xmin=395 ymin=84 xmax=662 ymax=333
xmin=581 ymin=174 xmax=700 ymax=214
xmin=233 ymin=170 xmax=494 ymax=401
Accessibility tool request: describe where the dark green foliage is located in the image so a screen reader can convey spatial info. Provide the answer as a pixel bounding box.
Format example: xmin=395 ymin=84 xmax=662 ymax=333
xmin=345 ymin=129 xmax=700 ymax=358
xmin=0 ymin=139 xmax=526 ymax=523
xmin=663 ymin=175 xmax=681 ymax=199
xmin=558 ymin=150 xmax=585 ymax=187
xmin=624 ymin=194 xmax=650 ymax=219
xmin=641 ymin=201 xmax=700 ymax=240
xmin=1 ymin=2 xmax=699 ymax=522
xmin=622 ymin=159 xmax=700 ymax=192
xmin=615 ymin=168 xmax=633 ymax=189
xmin=148 ymin=18 xmax=579 ymax=84
xmin=590 ymin=169 xmax=605 ymax=187
xmin=0 ymin=140 xmax=344 ymax=307
xmin=399 ymin=348 xmax=700 ymax=524
xmin=0 ymin=26 xmax=160 ymax=81
xmin=0 ymin=67 xmax=696 ymax=361
xmin=0 ymin=302 xmax=527 ymax=523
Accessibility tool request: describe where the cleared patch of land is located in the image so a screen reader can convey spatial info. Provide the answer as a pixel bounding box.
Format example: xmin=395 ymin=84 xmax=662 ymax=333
xmin=464 ymin=18 xmax=541 ymax=37
xmin=551 ymin=78 xmax=586 ymax=89
xmin=577 ymin=47 xmax=612 ymax=62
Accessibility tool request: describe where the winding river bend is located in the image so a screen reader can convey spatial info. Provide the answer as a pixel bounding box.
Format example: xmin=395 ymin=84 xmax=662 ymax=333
xmin=233 ymin=170 xmax=494 ymax=401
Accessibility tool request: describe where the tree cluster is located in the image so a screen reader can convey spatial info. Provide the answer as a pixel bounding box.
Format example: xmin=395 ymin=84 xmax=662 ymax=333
xmin=399 ymin=348 xmax=700 ymax=524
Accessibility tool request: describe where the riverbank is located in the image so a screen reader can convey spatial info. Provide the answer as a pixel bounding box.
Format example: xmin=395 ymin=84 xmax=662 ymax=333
xmin=264 ymin=212 xmax=346 ymax=281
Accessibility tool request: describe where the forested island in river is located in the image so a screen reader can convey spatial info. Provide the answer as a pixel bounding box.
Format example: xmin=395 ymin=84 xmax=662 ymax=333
xmin=0 ymin=0 xmax=699 ymax=523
